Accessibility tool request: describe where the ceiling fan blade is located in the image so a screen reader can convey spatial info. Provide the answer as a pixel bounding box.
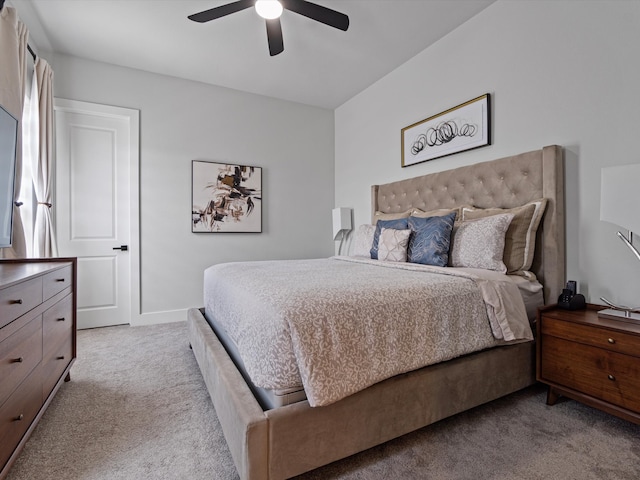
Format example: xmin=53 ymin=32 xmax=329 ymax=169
xmin=188 ymin=0 xmax=255 ymax=23
xmin=266 ymin=18 xmax=284 ymax=56
xmin=282 ymin=0 xmax=349 ymax=31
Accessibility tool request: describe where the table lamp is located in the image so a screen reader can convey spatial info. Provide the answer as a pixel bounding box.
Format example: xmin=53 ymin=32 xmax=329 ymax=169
xmin=599 ymin=163 xmax=640 ymax=321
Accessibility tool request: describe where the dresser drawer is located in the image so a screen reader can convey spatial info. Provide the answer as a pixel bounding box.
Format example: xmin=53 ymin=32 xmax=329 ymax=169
xmin=42 ymin=266 xmax=72 ymax=302
xmin=42 ymin=334 xmax=72 ymax=399
xmin=42 ymin=295 xmax=73 ymax=362
xmin=541 ymin=335 xmax=640 ymax=413
xmin=541 ymin=316 xmax=640 ymax=358
xmin=0 ymin=316 xmax=42 ymax=408
xmin=0 ymin=369 xmax=42 ymax=469
xmin=0 ymin=277 xmax=43 ymax=329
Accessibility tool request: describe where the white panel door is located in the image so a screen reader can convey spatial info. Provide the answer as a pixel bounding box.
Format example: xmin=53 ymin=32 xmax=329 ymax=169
xmin=55 ymin=99 xmax=139 ymax=329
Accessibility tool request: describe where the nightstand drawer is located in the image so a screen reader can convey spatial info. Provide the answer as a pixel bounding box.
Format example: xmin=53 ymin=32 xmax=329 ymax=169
xmin=541 ymin=316 xmax=640 ymax=358
xmin=0 ymin=316 xmax=43 ymax=408
xmin=541 ymin=335 xmax=640 ymax=413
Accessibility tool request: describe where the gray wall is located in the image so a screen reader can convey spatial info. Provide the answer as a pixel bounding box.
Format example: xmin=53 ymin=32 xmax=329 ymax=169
xmin=335 ymin=0 xmax=640 ymax=306
xmin=52 ymin=54 xmax=335 ymax=323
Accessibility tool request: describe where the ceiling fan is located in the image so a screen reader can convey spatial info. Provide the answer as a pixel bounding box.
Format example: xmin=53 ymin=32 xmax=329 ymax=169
xmin=188 ymin=0 xmax=349 ymax=56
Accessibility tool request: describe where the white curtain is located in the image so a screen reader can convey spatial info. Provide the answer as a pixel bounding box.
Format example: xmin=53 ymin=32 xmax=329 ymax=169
xmin=33 ymin=59 xmax=57 ymax=257
xmin=0 ymin=6 xmax=28 ymax=258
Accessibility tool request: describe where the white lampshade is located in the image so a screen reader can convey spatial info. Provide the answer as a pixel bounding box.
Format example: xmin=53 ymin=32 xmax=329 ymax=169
xmin=600 ymin=164 xmax=640 ymax=234
xmin=332 ymin=207 xmax=352 ymax=240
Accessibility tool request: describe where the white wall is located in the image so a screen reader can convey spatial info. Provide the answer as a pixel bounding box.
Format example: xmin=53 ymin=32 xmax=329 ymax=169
xmin=51 ymin=54 xmax=335 ymax=324
xmin=335 ymin=0 xmax=640 ymax=306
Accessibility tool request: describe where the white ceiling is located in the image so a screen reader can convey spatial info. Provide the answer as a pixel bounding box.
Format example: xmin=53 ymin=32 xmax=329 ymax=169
xmin=12 ymin=0 xmax=495 ymax=109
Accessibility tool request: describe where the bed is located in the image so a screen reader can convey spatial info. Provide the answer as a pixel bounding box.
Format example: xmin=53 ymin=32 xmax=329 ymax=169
xmin=187 ymin=145 xmax=565 ymax=480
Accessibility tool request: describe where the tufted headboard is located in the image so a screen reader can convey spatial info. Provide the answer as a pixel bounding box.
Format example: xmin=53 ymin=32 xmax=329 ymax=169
xmin=371 ymin=145 xmax=565 ymax=302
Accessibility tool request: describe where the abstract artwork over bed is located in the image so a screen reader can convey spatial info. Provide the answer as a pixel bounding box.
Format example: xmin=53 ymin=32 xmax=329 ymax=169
xmin=192 ymin=160 xmax=262 ymax=233
xmin=188 ymin=145 xmax=565 ymax=480
xmin=401 ymin=94 xmax=491 ymax=167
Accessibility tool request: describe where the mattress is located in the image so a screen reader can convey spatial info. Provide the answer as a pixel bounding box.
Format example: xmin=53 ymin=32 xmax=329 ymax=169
xmin=204 ymin=311 xmax=307 ymax=409
xmin=203 ymin=257 xmax=536 ymax=409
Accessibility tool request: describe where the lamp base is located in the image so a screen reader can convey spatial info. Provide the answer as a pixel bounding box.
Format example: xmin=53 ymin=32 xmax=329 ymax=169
xmin=597 ymin=308 xmax=640 ymax=323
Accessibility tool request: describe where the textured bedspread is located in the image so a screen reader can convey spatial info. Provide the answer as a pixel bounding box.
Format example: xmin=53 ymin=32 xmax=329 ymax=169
xmin=204 ymin=257 xmax=532 ymax=407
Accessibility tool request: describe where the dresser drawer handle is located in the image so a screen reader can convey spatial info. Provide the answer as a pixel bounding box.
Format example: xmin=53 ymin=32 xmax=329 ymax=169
xmin=55 ymin=278 xmax=66 ymax=282
xmin=14 ymin=414 xmax=24 ymax=422
xmin=56 ymin=355 xmax=65 ymax=360
xmin=10 ymin=299 xmax=23 ymax=305
xmin=607 ymin=338 xmax=616 ymax=344
xmin=57 ymin=317 xmax=66 ymax=322
xmin=608 ymin=374 xmax=616 ymax=381
xmin=12 ymin=357 xmax=24 ymax=363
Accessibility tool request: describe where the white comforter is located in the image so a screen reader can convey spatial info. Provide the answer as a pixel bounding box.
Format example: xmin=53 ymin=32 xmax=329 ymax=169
xmin=204 ymin=257 xmax=532 ymax=407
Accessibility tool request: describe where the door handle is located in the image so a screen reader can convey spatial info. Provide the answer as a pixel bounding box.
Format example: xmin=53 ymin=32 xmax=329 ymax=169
xmin=113 ymin=245 xmax=128 ymax=251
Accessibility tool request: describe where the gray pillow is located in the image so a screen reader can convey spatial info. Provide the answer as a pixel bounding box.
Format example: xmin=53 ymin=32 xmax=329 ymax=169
xmin=449 ymin=213 xmax=515 ymax=272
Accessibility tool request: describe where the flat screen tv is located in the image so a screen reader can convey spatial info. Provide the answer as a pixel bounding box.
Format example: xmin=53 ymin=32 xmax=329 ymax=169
xmin=0 ymin=103 xmax=18 ymax=248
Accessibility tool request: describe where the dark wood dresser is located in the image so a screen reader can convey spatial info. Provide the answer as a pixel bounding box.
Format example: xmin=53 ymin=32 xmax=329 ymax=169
xmin=537 ymin=303 xmax=640 ymax=425
xmin=0 ymin=258 xmax=77 ymax=479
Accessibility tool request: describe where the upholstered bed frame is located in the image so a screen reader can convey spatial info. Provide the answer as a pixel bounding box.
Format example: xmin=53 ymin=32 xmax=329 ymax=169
xmin=187 ymin=145 xmax=565 ymax=480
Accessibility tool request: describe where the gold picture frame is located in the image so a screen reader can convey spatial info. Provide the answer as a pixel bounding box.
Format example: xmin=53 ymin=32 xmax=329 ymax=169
xmin=401 ymin=94 xmax=491 ymax=167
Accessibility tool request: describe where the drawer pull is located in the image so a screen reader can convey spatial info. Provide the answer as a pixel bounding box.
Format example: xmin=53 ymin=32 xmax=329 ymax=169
xmin=12 ymin=357 xmax=24 ymax=363
xmin=608 ymin=374 xmax=616 ymax=381
xmin=57 ymin=317 xmax=66 ymax=322
xmin=14 ymin=414 xmax=24 ymax=422
xmin=607 ymin=338 xmax=616 ymax=344
xmin=56 ymin=355 xmax=65 ymax=360
xmin=10 ymin=299 xmax=23 ymax=305
xmin=55 ymin=278 xmax=66 ymax=282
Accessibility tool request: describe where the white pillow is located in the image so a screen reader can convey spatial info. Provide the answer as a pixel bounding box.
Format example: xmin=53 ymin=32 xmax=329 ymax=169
xmin=351 ymin=224 xmax=376 ymax=257
xmin=377 ymin=228 xmax=411 ymax=262
xmin=449 ymin=213 xmax=514 ymax=272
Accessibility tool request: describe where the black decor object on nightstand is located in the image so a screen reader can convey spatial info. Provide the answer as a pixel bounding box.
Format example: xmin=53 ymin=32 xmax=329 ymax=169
xmin=556 ymin=280 xmax=586 ymax=310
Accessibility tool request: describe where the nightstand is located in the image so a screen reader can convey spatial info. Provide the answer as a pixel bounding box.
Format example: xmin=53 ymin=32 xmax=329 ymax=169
xmin=536 ymin=303 xmax=640 ymax=425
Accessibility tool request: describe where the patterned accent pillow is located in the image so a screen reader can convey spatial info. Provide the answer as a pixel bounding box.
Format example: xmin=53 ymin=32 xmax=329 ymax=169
xmin=351 ymin=224 xmax=376 ymax=257
xmin=449 ymin=213 xmax=515 ymax=272
xmin=407 ymin=212 xmax=456 ymax=266
xmin=370 ymin=218 xmax=409 ymax=260
xmin=377 ymin=228 xmax=411 ymax=262
xmin=461 ymin=199 xmax=547 ymax=273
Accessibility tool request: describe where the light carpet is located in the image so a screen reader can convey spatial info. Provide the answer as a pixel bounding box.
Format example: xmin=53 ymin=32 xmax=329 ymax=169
xmin=6 ymin=322 xmax=640 ymax=480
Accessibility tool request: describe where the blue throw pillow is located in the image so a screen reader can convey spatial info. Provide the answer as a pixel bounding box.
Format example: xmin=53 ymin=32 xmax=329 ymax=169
xmin=370 ymin=218 xmax=409 ymax=259
xmin=407 ymin=212 xmax=456 ymax=266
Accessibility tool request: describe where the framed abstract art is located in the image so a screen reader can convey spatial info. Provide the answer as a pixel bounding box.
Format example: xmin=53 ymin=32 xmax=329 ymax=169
xmin=192 ymin=160 xmax=262 ymax=233
xmin=401 ymin=94 xmax=491 ymax=167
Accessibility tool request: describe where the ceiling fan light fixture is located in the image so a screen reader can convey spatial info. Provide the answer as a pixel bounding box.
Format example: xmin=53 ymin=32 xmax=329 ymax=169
xmin=255 ymin=0 xmax=283 ymax=20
